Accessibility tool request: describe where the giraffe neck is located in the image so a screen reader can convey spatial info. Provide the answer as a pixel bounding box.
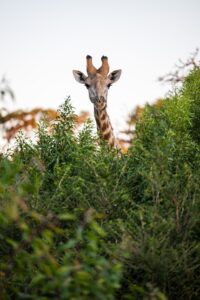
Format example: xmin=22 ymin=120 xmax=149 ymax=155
xmin=94 ymin=105 xmax=116 ymax=147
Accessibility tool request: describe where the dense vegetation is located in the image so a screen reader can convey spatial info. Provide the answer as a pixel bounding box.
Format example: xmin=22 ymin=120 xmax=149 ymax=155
xmin=0 ymin=68 xmax=200 ymax=299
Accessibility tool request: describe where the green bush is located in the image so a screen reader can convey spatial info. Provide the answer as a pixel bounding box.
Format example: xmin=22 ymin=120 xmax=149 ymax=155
xmin=123 ymin=68 xmax=200 ymax=299
xmin=0 ymin=196 xmax=122 ymax=300
xmin=0 ymin=68 xmax=200 ymax=299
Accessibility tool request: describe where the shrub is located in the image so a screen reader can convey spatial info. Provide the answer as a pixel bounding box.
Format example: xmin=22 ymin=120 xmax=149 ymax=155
xmin=122 ymin=68 xmax=200 ymax=299
xmin=0 ymin=68 xmax=200 ymax=299
xmin=0 ymin=198 xmax=122 ymax=299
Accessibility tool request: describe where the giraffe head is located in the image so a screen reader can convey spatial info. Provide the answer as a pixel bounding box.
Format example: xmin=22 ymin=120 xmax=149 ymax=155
xmin=73 ymin=55 xmax=121 ymax=108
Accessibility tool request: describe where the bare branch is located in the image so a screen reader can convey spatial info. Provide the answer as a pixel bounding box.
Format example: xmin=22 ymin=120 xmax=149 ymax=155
xmin=0 ymin=75 xmax=15 ymax=102
xmin=158 ymin=48 xmax=200 ymax=86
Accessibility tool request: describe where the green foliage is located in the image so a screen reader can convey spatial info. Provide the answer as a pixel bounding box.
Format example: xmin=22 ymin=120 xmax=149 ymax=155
xmin=1 ymin=66 xmax=200 ymax=300
xmin=182 ymin=67 xmax=200 ymax=143
xmin=0 ymin=200 xmax=121 ymax=299
xmin=124 ymin=68 xmax=200 ymax=299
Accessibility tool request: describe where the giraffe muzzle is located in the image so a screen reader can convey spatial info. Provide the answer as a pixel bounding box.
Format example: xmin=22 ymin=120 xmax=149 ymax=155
xmin=96 ymin=96 xmax=105 ymax=103
xmin=95 ymin=97 xmax=107 ymax=109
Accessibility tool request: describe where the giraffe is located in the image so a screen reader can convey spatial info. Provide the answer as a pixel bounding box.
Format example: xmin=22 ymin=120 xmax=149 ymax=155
xmin=73 ymin=55 xmax=121 ymax=147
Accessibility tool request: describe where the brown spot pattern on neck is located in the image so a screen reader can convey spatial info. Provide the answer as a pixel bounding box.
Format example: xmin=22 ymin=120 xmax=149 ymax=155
xmin=94 ymin=105 xmax=116 ymax=147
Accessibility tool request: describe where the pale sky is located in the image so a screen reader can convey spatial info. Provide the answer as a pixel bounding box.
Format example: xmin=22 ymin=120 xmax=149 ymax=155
xmin=0 ymin=0 xmax=200 ymax=134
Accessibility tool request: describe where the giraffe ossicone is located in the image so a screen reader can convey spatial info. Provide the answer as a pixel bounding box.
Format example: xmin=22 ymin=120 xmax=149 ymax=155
xmin=73 ymin=55 xmax=122 ymax=147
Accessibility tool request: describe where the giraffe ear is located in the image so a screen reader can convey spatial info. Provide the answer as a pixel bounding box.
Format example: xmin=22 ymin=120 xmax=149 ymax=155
xmin=73 ymin=70 xmax=87 ymax=84
xmin=108 ymin=70 xmax=122 ymax=83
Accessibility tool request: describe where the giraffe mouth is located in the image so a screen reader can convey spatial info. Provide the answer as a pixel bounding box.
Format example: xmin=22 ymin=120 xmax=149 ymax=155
xmin=90 ymin=96 xmax=105 ymax=103
xmin=96 ymin=96 xmax=105 ymax=103
xmin=95 ymin=97 xmax=107 ymax=109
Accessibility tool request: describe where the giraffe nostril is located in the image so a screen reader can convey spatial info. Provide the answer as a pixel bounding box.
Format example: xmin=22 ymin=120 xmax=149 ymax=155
xmin=96 ymin=97 xmax=106 ymax=105
xmin=96 ymin=96 xmax=104 ymax=102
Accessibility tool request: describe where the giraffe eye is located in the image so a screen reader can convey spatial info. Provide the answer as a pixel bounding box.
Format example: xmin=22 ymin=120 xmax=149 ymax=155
xmin=107 ymin=83 xmax=112 ymax=89
xmin=85 ymin=83 xmax=90 ymax=89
